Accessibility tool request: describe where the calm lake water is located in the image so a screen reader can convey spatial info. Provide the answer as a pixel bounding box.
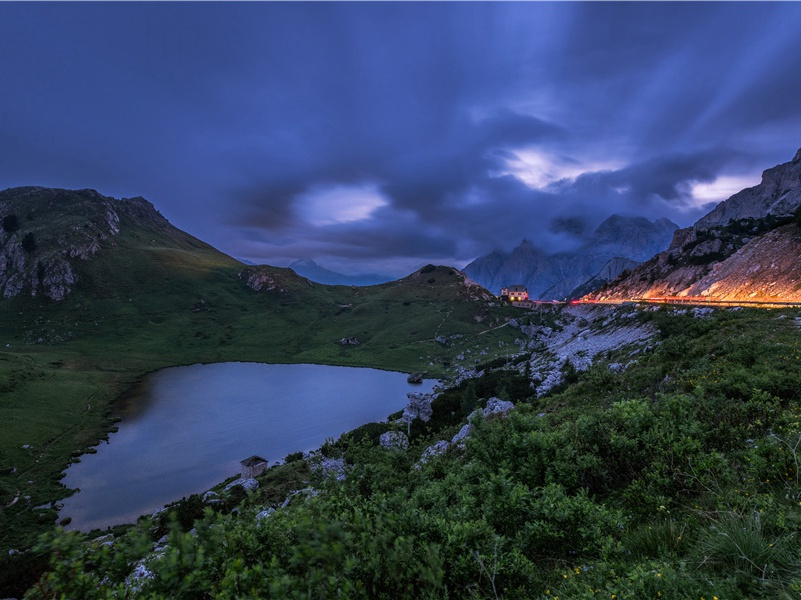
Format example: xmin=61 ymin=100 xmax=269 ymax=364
xmin=60 ymin=362 xmax=436 ymax=531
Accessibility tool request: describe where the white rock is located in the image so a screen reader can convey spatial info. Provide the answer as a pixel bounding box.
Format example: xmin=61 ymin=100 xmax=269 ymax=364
xmin=483 ymin=397 xmax=514 ymax=418
xmin=224 ymin=477 xmax=259 ymax=492
xmin=256 ymin=508 xmax=275 ymax=521
xmin=419 ymin=440 xmax=450 ymax=464
xmin=451 ymin=423 xmax=473 ymax=445
xmin=379 ymin=431 xmax=409 ymax=451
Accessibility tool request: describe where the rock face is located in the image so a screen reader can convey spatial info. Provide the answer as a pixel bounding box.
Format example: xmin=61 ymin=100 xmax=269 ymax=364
xmin=696 ymin=148 xmax=801 ymax=228
xmin=0 ymin=186 xmax=178 ymax=301
xmin=589 ymin=148 xmax=801 ymax=301
xmin=464 ymin=215 xmax=677 ymax=300
xmin=402 ymin=392 xmax=434 ymax=428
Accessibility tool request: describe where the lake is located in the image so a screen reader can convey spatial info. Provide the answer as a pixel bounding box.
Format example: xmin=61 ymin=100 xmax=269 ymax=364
xmin=59 ymin=362 xmax=436 ymax=531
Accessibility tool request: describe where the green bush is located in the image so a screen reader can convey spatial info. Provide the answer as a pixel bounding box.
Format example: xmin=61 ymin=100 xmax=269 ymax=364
xmin=21 ymin=232 xmax=37 ymax=253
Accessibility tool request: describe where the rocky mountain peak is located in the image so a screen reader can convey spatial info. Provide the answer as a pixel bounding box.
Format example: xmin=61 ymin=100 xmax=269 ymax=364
xmin=695 ymin=148 xmax=801 ymax=229
xmin=0 ymin=186 xmax=171 ymax=301
xmin=587 ymin=147 xmax=801 ymax=302
xmin=464 ymin=214 xmax=677 ymax=299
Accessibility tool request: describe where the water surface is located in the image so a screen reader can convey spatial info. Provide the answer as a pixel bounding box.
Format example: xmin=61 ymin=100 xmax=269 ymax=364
xmin=60 ymin=362 xmax=435 ymax=531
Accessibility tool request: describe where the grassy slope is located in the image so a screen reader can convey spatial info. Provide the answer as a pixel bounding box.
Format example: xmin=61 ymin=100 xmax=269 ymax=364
xmin=0 ymin=205 xmax=520 ymax=561
xmin=19 ymin=306 xmax=801 ymax=599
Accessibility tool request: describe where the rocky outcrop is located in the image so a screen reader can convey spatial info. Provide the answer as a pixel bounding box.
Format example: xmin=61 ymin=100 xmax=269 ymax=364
xmin=401 ymin=392 xmax=434 ymax=431
xmin=695 ymin=147 xmax=801 ymax=228
xmin=589 ymin=148 xmax=801 ymax=301
xmin=464 ymin=215 xmax=677 ymax=299
xmin=0 ymin=186 xmax=182 ymax=301
xmin=224 ymin=477 xmax=259 ymax=492
xmin=239 ymin=268 xmax=288 ymax=293
xmin=528 ymin=305 xmax=657 ymax=396
xmin=379 ymin=431 xmax=409 ymax=451
xmin=681 ymin=225 xmax=801 ymax=300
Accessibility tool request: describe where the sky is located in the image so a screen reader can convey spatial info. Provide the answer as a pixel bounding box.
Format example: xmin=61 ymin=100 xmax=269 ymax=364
xmin=1 ymin=2 xmax=801 ymax=277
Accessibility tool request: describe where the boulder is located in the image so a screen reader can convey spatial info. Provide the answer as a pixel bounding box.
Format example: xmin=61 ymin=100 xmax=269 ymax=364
xmin=406 ymin=372 xmax=424 ymax=384
xmin=256 ymin=508 xmax=275 ymax=521
xmin=483 ymin=397 xmax=514 ymax=418
xmin=314 ymin=457 xmax=347 ymax=481
xmin=224 ymin=477 xmax=259 ymax=492
xmin=379 ymin=431 xmax=409 ymax=451
xmin=419 ymin=440 xmax=450 ymax=464
xmin=451 ymin=423 xmax=473 ymax=446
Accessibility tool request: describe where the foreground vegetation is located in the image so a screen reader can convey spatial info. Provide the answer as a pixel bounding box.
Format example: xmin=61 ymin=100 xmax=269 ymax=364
xmin=13 ymin=306 xmax=801 ymax=598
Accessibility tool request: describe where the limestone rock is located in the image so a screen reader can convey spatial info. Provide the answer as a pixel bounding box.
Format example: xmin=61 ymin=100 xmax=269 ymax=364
xmin=451 ymin=423 xmax=473 ymax=445
xmin=401 ymin=392 xmax=434 ymax=429
xmin=224 ymin=477 xmax=259 ymax=492
xmin=379 ymin=431 xmax=409 ymax=450
xmin=256 ymin=507 xmax=275 ymax=521
xmin=313 ymin=457 xmax=347 ymax=481
xmin=483 ymin=397 xmax=514 ymax=418
xmin=419 ymin=440 xmax=449 ymax=464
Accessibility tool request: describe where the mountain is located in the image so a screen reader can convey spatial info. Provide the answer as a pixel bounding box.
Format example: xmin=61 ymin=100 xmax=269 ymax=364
xmin=0 ymin=186 xmax=240 ymax=301
xmin=464 ymin=215 xmax=678 ymax=300
xmin=288 ymin=258 xmax=393 ymax=286
xmin=588 ymin=147 xmax=801 ymax=301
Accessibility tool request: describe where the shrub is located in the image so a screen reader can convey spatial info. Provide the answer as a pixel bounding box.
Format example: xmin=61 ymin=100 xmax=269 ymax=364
xmin=2 ymin=214 xmax=19 ymax=233
xmin=21 ymin=232 xmax=37 ymax=253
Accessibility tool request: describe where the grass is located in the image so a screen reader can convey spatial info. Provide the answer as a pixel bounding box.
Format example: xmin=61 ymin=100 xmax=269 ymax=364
xmin=7 ymin=299 xmax=801 ymax=598
xmin=0 ymin=199 xmax=525 ymax=566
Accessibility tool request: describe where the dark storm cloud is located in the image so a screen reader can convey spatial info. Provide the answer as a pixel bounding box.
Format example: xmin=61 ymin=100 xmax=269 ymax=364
xmin=558 ymin=150 xmax=743 ymax=211
xmin=1 ymin=2 xmax=801 ymax=276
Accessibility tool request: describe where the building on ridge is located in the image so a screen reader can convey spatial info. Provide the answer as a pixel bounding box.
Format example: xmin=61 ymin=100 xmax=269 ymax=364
xmin=500 ymin=285 xmax=529 ymax=303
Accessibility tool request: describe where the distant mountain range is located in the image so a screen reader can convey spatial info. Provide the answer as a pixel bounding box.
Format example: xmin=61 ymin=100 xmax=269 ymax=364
xmin=287 ymin=259 xmax=393 ymax=286
xmin=589 ymin=147 xmax=801 ymax=302
xmin=464 ymin=215 xmax=678 ymax=300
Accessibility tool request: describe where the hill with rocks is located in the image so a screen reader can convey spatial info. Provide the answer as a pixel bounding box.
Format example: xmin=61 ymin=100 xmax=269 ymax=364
xmin=464 ymin=214 xmax=678 ymax=300
xmin=588 ymin=148 xmax=801 ymax=301
xmin=0 ymin=186 xmax=239 ymax=301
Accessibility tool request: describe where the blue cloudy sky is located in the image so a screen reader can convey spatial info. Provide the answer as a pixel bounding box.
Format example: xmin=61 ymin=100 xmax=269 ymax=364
xmin=2 ymin=2 xmax=801 ymax=276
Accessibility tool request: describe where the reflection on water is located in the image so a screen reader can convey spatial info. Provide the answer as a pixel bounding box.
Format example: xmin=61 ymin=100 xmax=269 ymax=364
xmin=60 ymin=362 xmax=435 ymax=531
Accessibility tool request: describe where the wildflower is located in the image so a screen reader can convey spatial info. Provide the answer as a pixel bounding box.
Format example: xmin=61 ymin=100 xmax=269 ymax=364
xmin=657 ymin=573 xmax=661 ymax=577
xmin=563 ymin=574 xmax=568 ymax=579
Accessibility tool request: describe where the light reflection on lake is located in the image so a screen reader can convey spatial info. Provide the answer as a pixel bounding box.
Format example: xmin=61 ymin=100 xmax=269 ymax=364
xmin=60 ymin=362 xmax=435 ymax=531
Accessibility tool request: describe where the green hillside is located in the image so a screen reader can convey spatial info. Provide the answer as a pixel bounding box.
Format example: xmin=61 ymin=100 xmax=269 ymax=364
xmin=16 ymin=306 xmax=801 ymax=600
xmin=0 ymin=187 xmax=521 ymax=581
